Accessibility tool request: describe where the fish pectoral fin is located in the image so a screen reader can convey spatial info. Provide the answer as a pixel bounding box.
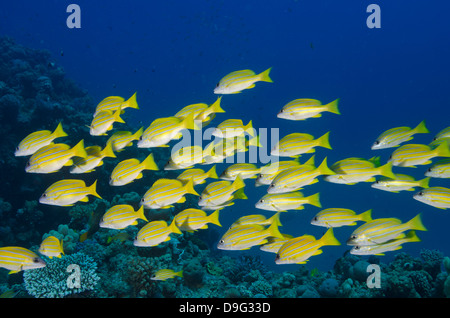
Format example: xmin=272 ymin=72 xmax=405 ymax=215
xmin=177 ymin=197 xmax=186 ymax=204
xmin=160 ymin=205 xmax=174 ymax=209
xmin=312 ymin=249 xmax=323 ymax=256
xmin=79 ymin=197 xmax=89 ymax=202
xmin=64 ymin=159 xmax=74 ymax=166
xmin=136 ymin=173 xmax=143 ymax=179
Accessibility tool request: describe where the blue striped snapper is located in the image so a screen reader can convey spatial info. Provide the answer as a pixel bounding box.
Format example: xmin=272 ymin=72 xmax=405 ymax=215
xmin=137 ymin=113 xmax=199 ymax=148
xmin=107 ymin=127 xmax=143 ymax=152
xmin=15 ymin=122 xmax=67 ymax=157
xmin=371 ymin=120 xmax=429 ymax=150
xmin=346 ymin=213 xmax=427 ymax=246
xmin=275 ymin=228 xmax=341 ymax=265
xmin=140 ymin=178 xmax=199 ymax=209
xmin=324 ymin=157 xmax=395 ymax=184
xmin=70 ymin=142 xmax=116 ymax=174
xmin=176 ymin=165 xmax=218 ymax=185
xmin=389 ymin=142 xmax=450 ymax=167
xmin=25 ymin=139 xmax=87 ymax=174
xmin=93 ymin=92 xmax=138 ymax=117
xmin=432 ymin=126 xmax=450 ymax=141
xmin=413 ymin=187 xmax=450 ymax=210
xmin=39 ymin=236 xmax=64 ymax=259
xmin=217 ymin=222 xmax=284 ymax=250
xmin=133 ymin=219 xmax=182 ymax=247
xmin=214 ymin=68 xmax=273 ymax=94
xmin=255 ymin=191 xmax=321 ymax=212
xmin=164 ymin=145 xmax=205 ymax=170
xmin=151 ymin=269 xmax=183 ymax=281
xmin=268 ymin=157 xmax=335 ymax=193
xmin=271 ymin=131 xmax=332 ymax=158
xmin=198 ymin=175 xmax=246 ymax=207
xmin=199 ymin=190 xmax=247 ymax=211
xmin=110 ymin=153 xmax=158 ymax=186
xmin=231 ymin=212 xmax=282 ymax=228
xmin=39 ymin=179 xmax=102 ymax=206
xmin=259 ymin=233 xmax=294 ymax=254
xmin=220 ymin=163 xmax=261 ymax=180
xmin=201 ymin=136 xmax=249 ymax=164
xmin=350 ymin=230 xmax=421 ymax=256
xmin=174 ymin=208 xmax=221 ymax=232
xmin=425 ymin=159 xmax=450 ymax=178
xmin=371 ymin=174 xmax=430 ymax=193
xmin=311 ymin=208 xmax=372 ymax=228
xmin=429 ymin=137 xmax=450 ymax=149
xmin=89 ymin=107 xmax=125 ymax=136
xmin=0 ymin=246 xmax=46 ymax=274
xmin=174 ymin=96 xmax=225 ymax=127
xmin=212 ymin=119 xmax=255 ymax=138
xmin=99 ymin=204 xmax=148 ymax=230
xmin=277 ymin=98 xmax=340 ymax=121
xmin=255 ymin=156 xmax=312 ymax=187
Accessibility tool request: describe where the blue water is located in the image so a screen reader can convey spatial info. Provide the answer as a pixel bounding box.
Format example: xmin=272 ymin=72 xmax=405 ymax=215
xmin=0 ymin=0 xmax=449 ymax=285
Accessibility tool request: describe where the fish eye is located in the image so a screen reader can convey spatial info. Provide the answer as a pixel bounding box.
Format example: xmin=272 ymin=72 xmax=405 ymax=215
xmin=374 ymin=141 xmax=380 ymax=145
xmin=259 ymin=199 xmax=265 ymax=203
xmin=270 ymin=184 xmax=274 ymax=188
xmin=313 ymin=217 xmax=318 ymax=221
xmin=140 ymin=198 xmax=145 ymax=202
xmin=418 ymin=191 xmax=423 ymax=196
xmin=42 ymin=193 xmax=47 ymax=198
xmin=219 ymin=240 xmax=224 ymax=244
xmin=139 ymin=136 xmax=143 ymax=141
xmin=351 ymin=235 xmax=357 ymax=239
xmin=354 ymin=246 xmax=360 ymax=250
xmin=26 ymin=161 xmax=30 ymax=167
xmin=33 ymin=257 xmax=40 ymax=263
xmin=427 ymin=168 xmax=432 ymax=172
xmin=215 ymin=82 xmax=220 ymax=88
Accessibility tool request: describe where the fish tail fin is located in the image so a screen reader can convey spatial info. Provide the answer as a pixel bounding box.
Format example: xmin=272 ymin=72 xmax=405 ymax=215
xmin=113 ymin=107 xmax=126 ymax=123
xmin=244 ymin=120 xmax=256 ymax=137
xmin=52 ymin=122 xmax=68 ymax=138
xmin=132 ymin=127 xmax=144 ymax=141
xmin=266 ymin=222 xmax=284 ymax=240
xmin=378 ymin=161 xmax=396 ymax=179
xmin=233 ymin=187 xmax=248 ymax=200
xmin=206 ymin=165 xmax=219 ymax=179
xmin=325 ymin=98 xmax=341 ymax=115
xmin=125 ymin=92 xmax=139 ymax=110
xmin=209 ymin=96 xmax=225 ymax=113
xmin=102 ymin=140 xmax=116 ymax=158
xmin=319 ymin=228 xmax=341 ymax=246
xmin=316 ymin=131 xmax=332 ymax=149
xmin=248 ymin=134 xmax=263 ymax=147
xmin=258 ymin=67 xmax=273 ymax=83
xmin=358 ymin=209 xmax=373 ymax=222
xmin=413 ymin=120 xmax=429 ymax=134
xmin=434 ymin=141 xmax=450 ymax=158
xmin=142 ymin=153 xmax=159 ymax=171
xmin=306 ymin=192 xmax=321 ymax=208
xmin=72 ymin=139 xmax=88 ymax=158
xmin=175 ymin=270 xmax=183 ymax=277
xmin=88 ymin=180 xmax=102 ymax=199
xmin=407 ymin=213 xmax=427 ymax=231
xmin=268 ymin=212 xmax=282 ymax=226
xmin=405 ymin=230 xmax=421 ymax=243
xmin=136 ymin=205 xmax=148 ymax=222
xmin=208 ymin=209 xmax=222 ymax=227
xmin=184 ymin=179 xmax=199 ymax=196
xmin=231 ymin=174 xmax=246 ymax=191
xmin=317 ymin=157 xmax=336 ymax=176
xmin=60 ymin=238 xmax=65 ymax=255
xmin=169 ymin=218 xmax=182 ymax=234
xmin=418 ymin=177 xmax=430 ymax=189
xmin=303 ymin=154 xmax=316 ymax=167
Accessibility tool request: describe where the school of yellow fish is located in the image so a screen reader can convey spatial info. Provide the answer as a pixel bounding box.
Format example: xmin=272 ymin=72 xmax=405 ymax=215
xmin=3 ymin=67 xmax=450 ymax=280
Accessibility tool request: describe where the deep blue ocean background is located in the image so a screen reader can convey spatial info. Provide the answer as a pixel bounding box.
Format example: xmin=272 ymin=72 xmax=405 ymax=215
xmin=0 ymin=0 xmax=449 ymax=286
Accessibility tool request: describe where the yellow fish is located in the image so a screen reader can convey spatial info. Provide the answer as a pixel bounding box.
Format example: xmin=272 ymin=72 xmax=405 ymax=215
xmin=255 ymin=191 xmax=321 ymax=212
xmin=214 ymin=68 xmax=273 ymax=94
xmin=425 ymin=159 xmax=450 ymax=178
xmin=371 ymin=174 xmax=430 ymax=193
xmin=212 ymin=119 xmax=255 ymax=138
xmin=259 ymin=233 xmax=294 ymax=254
xmin=174 ymin=208 xmax=221 ymax=232
xmin=0 ymin=246 xmax=46 ymax=274
xmin=413 ymin=187 xmax=450 ymax=210
xmin=110 ymin=153 xmax=159 ymax=186
xmin=99 ymin=204 xmax=148 ymax=230
xmin=39 ymin=236 xmax=64 ymax=259
xmin=198 ymin=175 xmax=246 ymax=207
xmin=350 ymin=230 xmax=421 ymax=256
xmin=151 ymin=269 xmax=183 ymax=281
xmin=174 ymin=96 xmax=225 ymax=127
xmin=275 ymin=228 xmax=341 ymax=264
xmin=164 ymin=145 xmax=205 ymax=170
xmin=39 ymin=179 xmax=102 ymax=206
xmin=202 ymin=137 xmax=248 ymax=164
xmin=255 ymin=156 xmax=311 ymax=187
xmin=93 ymin=92 xmax=139 ymax=117
xmin=140 ymin=178 xmax=199 ymax=209
xmin=107 ymin=127 xmax=143 ymax=152
xmin=137 ymin=114 xmax=199 ymax=148
xmin=311 ymin=208 xmax=372 ymax=228
xmin=176 ymin=165 xmax=219 ymax=185
xmin=15 ymin=122 xmax=68 ymax=157
xmin=371 ymin=120 xmax=429 ymax=150
xmin=277 ymin=98 xmax=340 ymax=121
xmin=25 ymin=140 xmax=87 ymax=174
xmin=89 ymin=107 xmax=125 ymax=136
xmin=346 ymin=213 xmax=427 ymax=246
xmin=271 ymin=131 xmax=332 ymax=157
xmin=220 ymin=163 xmax=261 ymax=180
xmin=389 ymin=142 xmax=450 ymax=167
xmin=70 ymin=141 xmax=116 ymax=174
xmin=133 ymin=219 xmax=182 ymax=247
xmin=217 ymin=222 xmax=284 ymax=250
xmin=230 ymin=212 xmax=282 ymax=228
